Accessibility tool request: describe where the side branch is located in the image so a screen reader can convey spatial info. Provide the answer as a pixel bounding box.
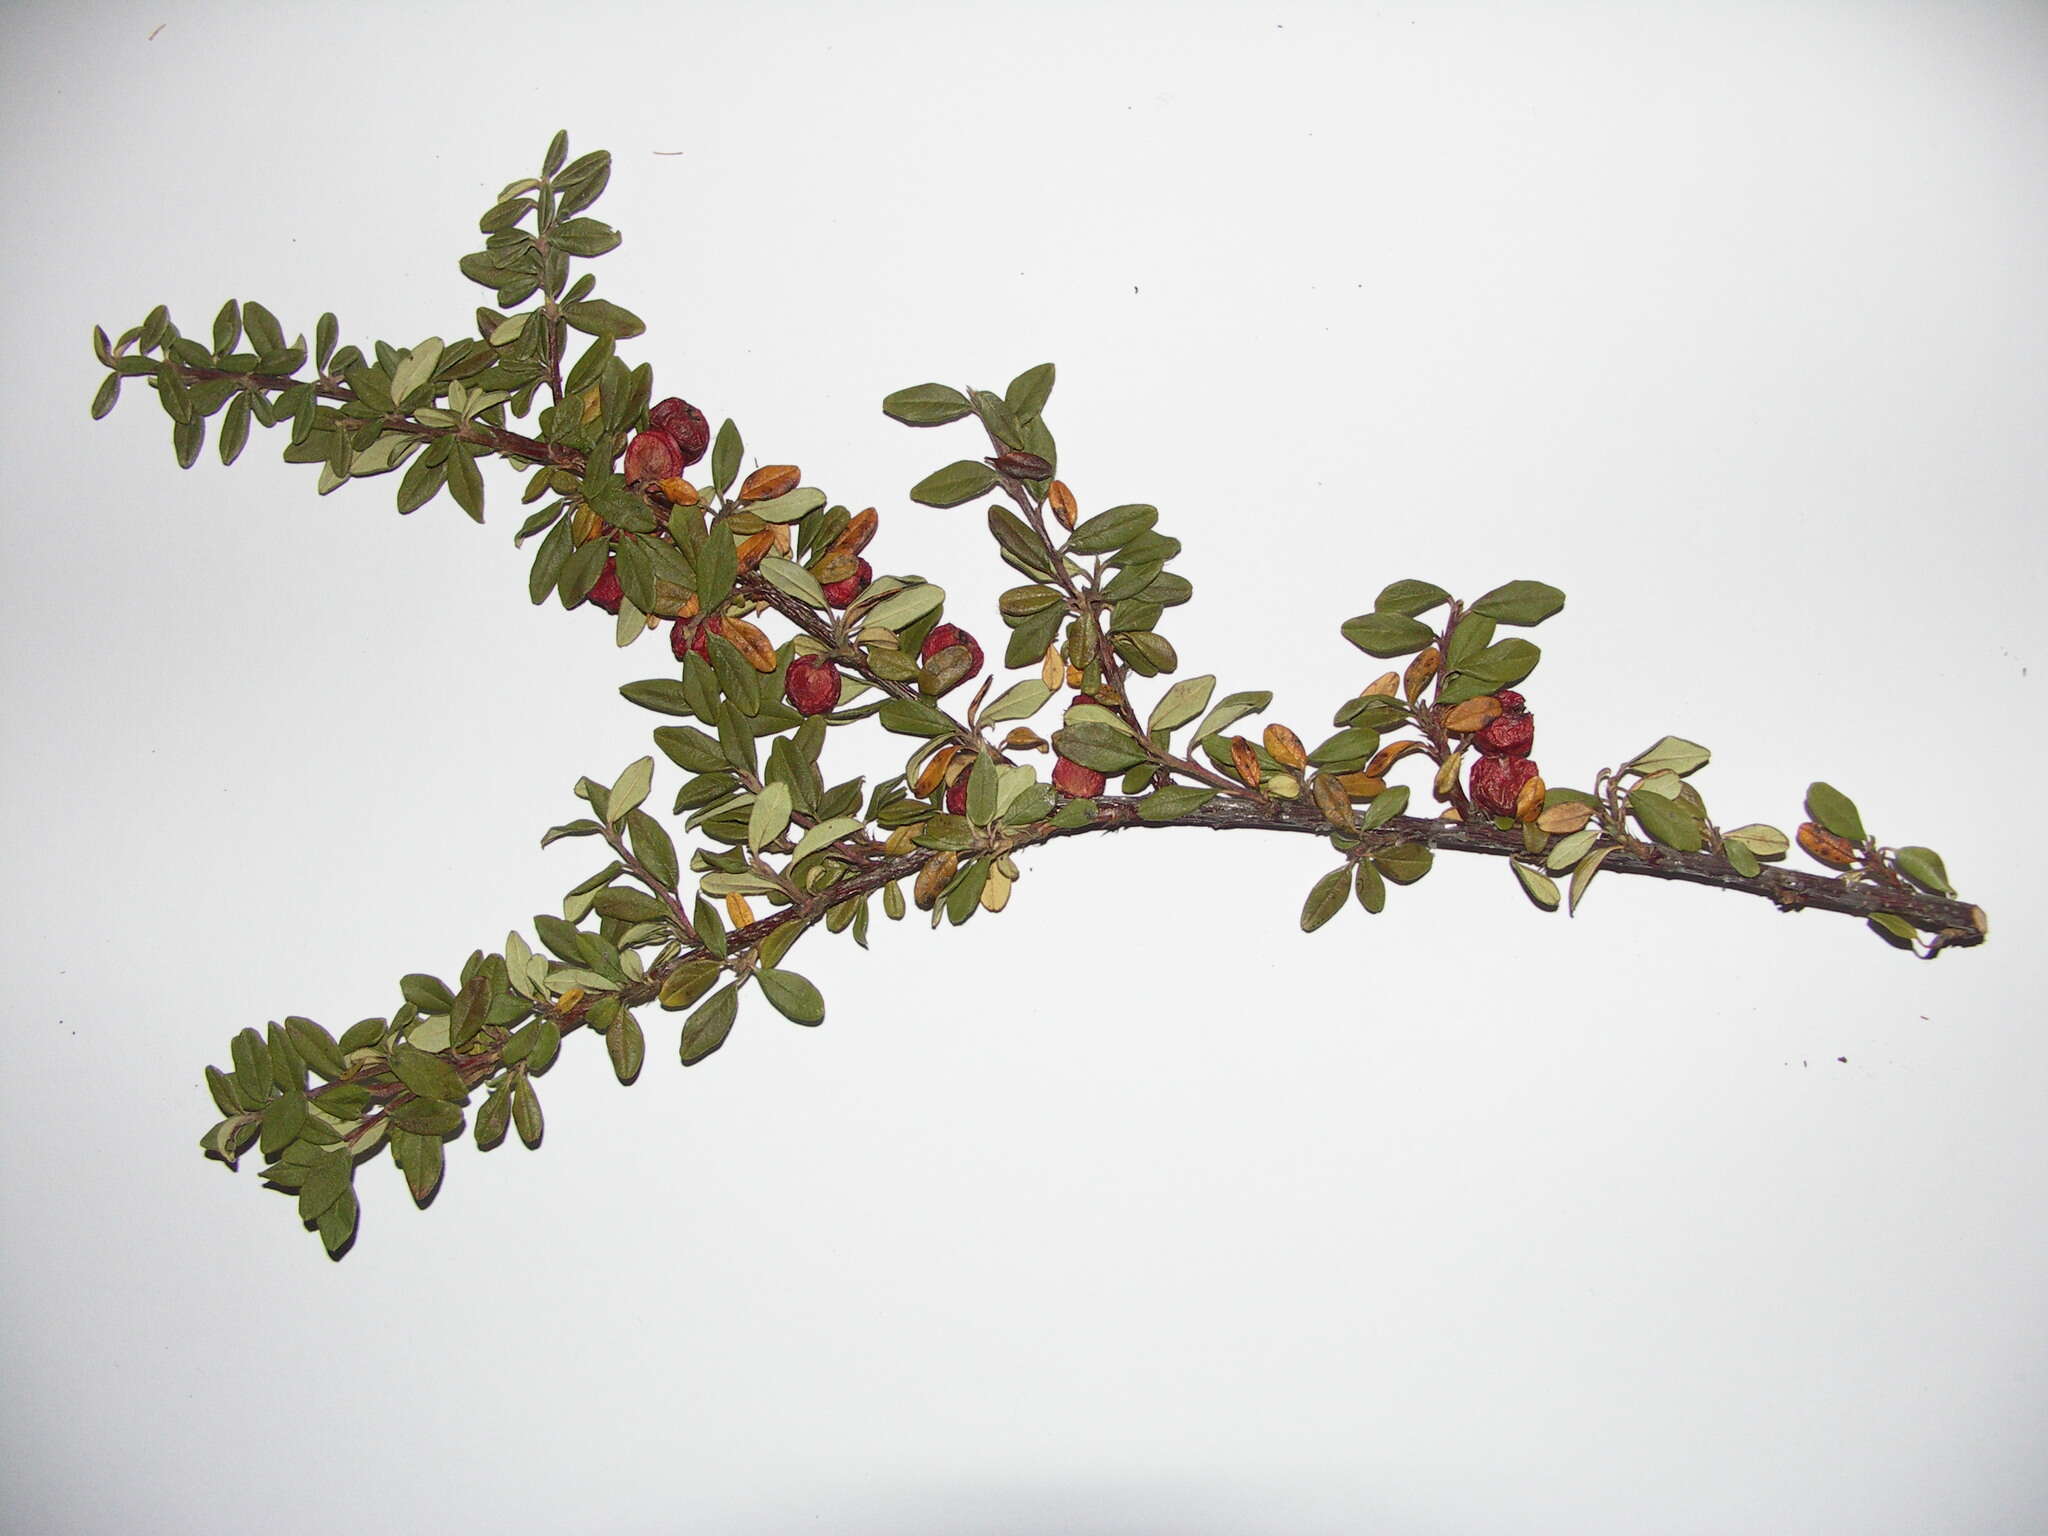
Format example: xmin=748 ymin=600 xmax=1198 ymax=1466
xmin=1055 ymin=797 xmax=1986 ymax=946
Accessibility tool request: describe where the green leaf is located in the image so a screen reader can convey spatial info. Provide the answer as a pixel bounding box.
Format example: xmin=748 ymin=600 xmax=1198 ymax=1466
xmin=1868 ymin=912 xmax=1919 ymax=950
xmin=1353 ymin=859 xmax=1387 ymax=913
xmin=748 ymin=782 xmax=793 ymax=851
xmin=446 ymin=442 xmax=484 ymax=520
xmin=659 ymin=959 xmax=721 ymax=1011
xmin=1052 ymin=722 xmax=1151 ymax=773
xmin=607 ymin=1010 xmax=646 ymax=1083
xmin=1146 ymin=674 xmax=1215 ymax=736
xmin=680 ymin=984 xmax=740 ymax=1064
xmin=789 ymin=816 xmax=863 ymax=867
xmin=1723 ymin=838 xmax=1761 ymax=878
xmin=878 ymin=698 xmax=952 ymax=737
xmin=910 ymin=460 xmax=998 ymax=507
xmin=1724 ymin=823 xmax=1790 ymax=859
xmin=863 ymin=583 xmax=946 ymax=633
xmin=562 ymin=299 xmax=644 ymax=339
xmin=1301 ymin=868 xmax=1351 ymax=932
xmin=1511 ymin=862 xmax=1561 ymax=910
xmin=511 ymin=1074 xmax=543 ymax=1147
xmin=259 ymin=1092 xmax=308 ymax=1158
xmin=1308 ymin=726 xmax=1379 ymax=770
xmin=1806 ymin=782 xmax=1866 ymax=843
xmin=1470 ymin=580 xmax=1565 ymax=626
xmin=987 ymin=506 xmax=1053 ymax=573
xmin=1569 ymin=845 xmax=1615 ymax=915
xmin=1005 ymin=362 xmax=1056 ymax=421
xmin=1190 ymin=690 xmax=1272 ymax=744
xmin=1626 ymin=736 xmax=1712 ymax=777
xmin=1371 ymin=843 xmax=1434 ymax=884
xmin=1374 ymin=579 xmax=1451 ymax=617
xmin=1630 ymin=788 xmax=1704 ymax=852
xmin=390 ymin=1043 xmax=465 ymax=1103
xmin=296 ymin=1154 xmax=353 ymax=1223
xmin=1341 ymin=611 xmax=1436 ymax=657
xmin=1894 ymin=846 xmax=1953 ymax=896
xmin=620 ymin=679 xmax=695 ymax=717
xmin=399 ymin=974 xmax=454 ymax=1013
xmin=626 ymin=809 xmax=679 ymax=890
xmin=1138 ymin=786 xmax=1217 ymax=822
xmin=607 ymin=756 xmax=654 ymax=825
xmin=1068 ymin=504 xmax=1157 ymax=554
xmin=758 ymin=556 xmax=826 ymax=607
xmin=283 ymin=1017 xmax=349 ymax=1081
xmin=749 ymin=489 xmax=827 ymax=527
xmin=1357 ymin=783 xmax=1410 ymax=832
xmin=756 ymin=967 xmax=825 ymax=1025
xmin=980 ymin=679 xmax=1051 ymax=725
xmin=710 ymin=419 xmax=743 ymax=496
xmin=1455 ymin=638 xmax=1540 ymax=688
xmin=1545 ymin=826 xmax=1600 ymax=871
xmin=883 ymin=383 xmax=973 ymax=425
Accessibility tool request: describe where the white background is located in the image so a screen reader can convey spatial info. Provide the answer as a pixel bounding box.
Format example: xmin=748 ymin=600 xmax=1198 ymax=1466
xmin=4 ymin=2 xmax=2044 ymax=1531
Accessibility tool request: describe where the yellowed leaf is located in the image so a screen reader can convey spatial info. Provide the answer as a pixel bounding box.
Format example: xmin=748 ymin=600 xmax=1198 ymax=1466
xmin=1334 ymin=773 xmax=1387 ymax=800
xmin=738 ymin=464 xmax=801 ymax=502
xmin=1362 ymin=671 xmax=1401 ymax=699
xmin=1536 ymin=801 xmax=1594 ymax=834
xmin=829 ymin=507 xmax=879 ymax=557
xmin=1404 ymin=647 xmax=1441 ymax=702
xmin=1230 ymin=736 xmax=1262 ymax=788
xmin=1048 ymin=480 xmax=1078 ymax=530
xmin=913 ymin=851 xmax=958 ymax=910
xmin=1798 ymin=821 xmax=1859 ymax=869
xmin=722 ymin=616 xmax=779 ymax=671
xmin=1263 ymin=724 xmax=1308 ymax=770
xmin=1312 ymin=774 xmax=1357 ymax=831
xmin=1040 ymin=644 xmax=1064 ymax=691
xmin=1365 ymin=738 xmax=1426 ymax=778
xmin=1442 ymin=695 xmax=1502 ymax=734
xmin=914 ymin=745 xmax=959 ymax=798
xmin=1433 ymin=749 xmax=1465 ymax=801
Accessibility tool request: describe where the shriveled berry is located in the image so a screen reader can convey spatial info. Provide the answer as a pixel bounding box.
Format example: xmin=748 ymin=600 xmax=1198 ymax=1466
xmin=1051 ymin=755 xmax=1106 ymax=799
xmin=919 ymin=623 xmax=984 ymax=676
xmin=649 ymin=398 xmax=711 ymax=466
xmin=1474 ymin=692 xmax=1535 ymax=758
xmin=945 ymin=774 xmax=970 ymax=817
xmin=587 ymin=556 xmax=624 ymax=615
xmin=625 ymin=428 xmax=684 ymax=483
xmin=670 ymin=612 xmax=726 ymax=662
xmin=784 ymin=654 xmax=841 ymax=717
xmin=822 ymin=557 xmax=872 ymax=608
xmin=1470 ymin=753 xmax=1540 ymax=818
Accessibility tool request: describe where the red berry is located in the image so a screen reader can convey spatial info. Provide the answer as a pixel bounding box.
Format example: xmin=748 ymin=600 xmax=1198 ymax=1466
xmin=918 ymin=623 xmax=984 ymax=692
xmin=649 ymin=398 xmax=711 ymax=466
xmin=1474 ymin=693 xmax=1535 ymax=758
xmin=586 ymin=556 xmax=624 ymax=615
xmin=670 ymin=612 xmax=726 ymax=662
xmin=945 ymin=775 xmax=970 ymax=816
xmin=625 ymin=428 xmax=684 ymax=483
xmin=784 ymin=654 xmax=841 ymax=716
xmin=1051 ymin=755 xmax=1106 ymax=799
xmin=1469 ymin=754 xmax=1540 ymax=818
xmin=822 ymin=557 xmax=872 ymax=608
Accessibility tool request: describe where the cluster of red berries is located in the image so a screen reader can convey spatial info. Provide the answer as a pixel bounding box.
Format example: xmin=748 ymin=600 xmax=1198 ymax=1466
xmin=1466 ymin=690 xmax=1540 ymax=818
xmin=624 ymin=398 xmax=712 ymax=484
